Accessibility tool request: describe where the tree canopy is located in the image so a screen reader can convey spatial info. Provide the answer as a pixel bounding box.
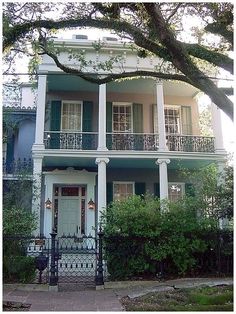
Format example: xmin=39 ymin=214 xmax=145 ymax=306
xmin=3 ymin=2 xmax=234 ymax=120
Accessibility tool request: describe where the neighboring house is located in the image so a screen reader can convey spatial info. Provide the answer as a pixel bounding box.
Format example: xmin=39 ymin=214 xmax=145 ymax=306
xmin=5 ymin=36 xmax=227 ymax=238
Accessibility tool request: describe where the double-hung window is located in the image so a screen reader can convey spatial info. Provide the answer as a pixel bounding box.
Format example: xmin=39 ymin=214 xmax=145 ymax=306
xmin=113 ymin=182 xmax=134 ymax=201
xmin=61 ymin=101 xmax=82 ymax=132
xmin=112 ymin=103 xmax=132 ymax=133
xmin=164 ymin=106 xmax=181 ymax=134
xmin=168 ymin=183 xmax=184 ymax=201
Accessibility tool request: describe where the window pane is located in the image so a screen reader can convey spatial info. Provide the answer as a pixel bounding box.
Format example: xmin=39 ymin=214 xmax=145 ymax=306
xmin=61 ymin=187 xmax=79 ymax=196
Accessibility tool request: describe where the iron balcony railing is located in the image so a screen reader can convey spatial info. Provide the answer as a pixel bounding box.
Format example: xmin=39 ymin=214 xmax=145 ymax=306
xmin=3 ymin=157 xmax=33 ymax=175
xmin=44 ymin=131 xmax=98 ymax=150
xmin=43 ymin=131 xmax=215 ymax=153
xmin=166 ymin=134 xmax=215 ymax=153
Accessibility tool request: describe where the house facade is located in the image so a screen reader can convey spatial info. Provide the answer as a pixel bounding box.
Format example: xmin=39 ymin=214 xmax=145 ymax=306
xmin=19 ymin=36 xmax=226 ymax=237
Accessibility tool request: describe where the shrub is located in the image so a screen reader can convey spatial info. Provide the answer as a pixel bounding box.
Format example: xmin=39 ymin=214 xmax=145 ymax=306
xmin=103 ymin=195 xmax=220 ymax=279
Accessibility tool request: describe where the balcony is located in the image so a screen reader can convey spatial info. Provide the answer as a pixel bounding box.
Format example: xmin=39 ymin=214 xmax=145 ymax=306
xmin=3 ymin=158 xmax=33 ymax=176
xmin=44 ymin=131 xmax=215 ymax=153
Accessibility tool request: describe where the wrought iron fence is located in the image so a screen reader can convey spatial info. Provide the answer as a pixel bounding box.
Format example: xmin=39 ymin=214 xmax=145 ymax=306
xmin=44 ymin=131 xmax=98 ymax=150
xmin=106 ymin=133 xmax=159 ymax=151
xmin=3 ymin=157 xmax=33 ymax=175
xmin=166 ymin=135 xmax=215 ymax=153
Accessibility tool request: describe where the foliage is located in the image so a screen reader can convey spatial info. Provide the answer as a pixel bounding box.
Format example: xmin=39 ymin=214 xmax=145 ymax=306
xmin=2 ymin=3 xmax=233 ymax=119
xmin=103 ymin=195 xmax=220 ymax=279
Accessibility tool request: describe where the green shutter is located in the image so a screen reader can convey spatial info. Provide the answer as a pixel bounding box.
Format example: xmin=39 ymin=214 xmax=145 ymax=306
xmin=50 ymin=101 xmax=61 ymax=149
xmin=154 ymin=183 xmax=160 ymax=198
xmin=133 ymin=103 xmax=143 ymax=150
xmin=106 ymin=102 xmax=112 ymax=149
xmin=181 ymin=106 xmax=192 ymax=135
xmin=135 ymin=182 xmax=146 ymax=197
xmin=82 ymin=101 xmax=93 ymax=132
xmin=107 ymin=182 xmax=113 ymax=205
xmin=82 ymin=101 xmax=93 ymax=149
xmin=133 ymin=103 xmax=143 ymax=133
xmin=185 ymin=183 xmax=195 ymax=197
xmin=6 ymin=134 xmax=14 ymax=172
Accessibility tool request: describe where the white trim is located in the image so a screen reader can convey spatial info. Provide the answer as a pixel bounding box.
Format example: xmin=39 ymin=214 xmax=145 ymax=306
xmin=112 ymin=102 xmax=133 ymax=133
xmin=61 ymin=100 xmax=83 ymax=132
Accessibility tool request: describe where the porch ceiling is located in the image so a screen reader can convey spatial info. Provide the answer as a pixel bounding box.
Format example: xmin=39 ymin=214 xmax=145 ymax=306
xmin=47 ymin=75 xmax=199 ymax=97
xmin=42 ymin=155 xmax=214 ymax=171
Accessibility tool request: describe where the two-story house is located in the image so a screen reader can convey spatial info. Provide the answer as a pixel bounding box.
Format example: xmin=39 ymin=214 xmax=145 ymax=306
xmin=29 ymin=35 xmax=226 ymax=238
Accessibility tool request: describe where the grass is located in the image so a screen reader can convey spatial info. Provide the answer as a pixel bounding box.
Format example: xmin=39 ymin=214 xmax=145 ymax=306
xmin=121 ymin=285 xmax=233 ymax=311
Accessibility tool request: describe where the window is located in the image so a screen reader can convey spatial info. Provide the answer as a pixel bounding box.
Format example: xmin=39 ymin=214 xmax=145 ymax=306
xmin=113 ymin=103 xmax=132 ymax=132
xmin=61 ymin=101 xmax=82 ymax=131
xmin=164 ymin=107 xmax=180 ymax=134
xmin=168 ymin=183 xmax=184 ymax=201
xmin=113 ymin=182 xmax=134 ymax=201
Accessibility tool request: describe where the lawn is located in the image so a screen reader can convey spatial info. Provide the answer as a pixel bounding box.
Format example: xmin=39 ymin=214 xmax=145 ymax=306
xmin=121 ymin=285 xmax=233 ymax=311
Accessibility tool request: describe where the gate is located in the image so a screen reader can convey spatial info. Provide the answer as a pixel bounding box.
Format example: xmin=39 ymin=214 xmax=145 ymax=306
xmin=56 ymin=234 xmax=97 ymax=289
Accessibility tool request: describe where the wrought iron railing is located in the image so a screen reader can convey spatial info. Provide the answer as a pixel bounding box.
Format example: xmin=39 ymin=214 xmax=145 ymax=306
xmin=106 ymin=133 xmax=159 ymax=151
xmin=166 ymin=135 xmax=215 ymax=153
xmin=3 ymin=157 xmax=33 ymax=175
xmin=44 ymin=131 xmax=98 ymax=150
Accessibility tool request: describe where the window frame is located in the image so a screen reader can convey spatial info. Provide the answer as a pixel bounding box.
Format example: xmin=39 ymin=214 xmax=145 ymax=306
xmin=112 ymin=102 xmax=133 ymax=133
xmin=168 ymin=182 xmax=185 ymax=201
xmin=61 ymin=100 xmax=83 ymax=132
xmin=153 ymin=104 xmax=182 ymax=135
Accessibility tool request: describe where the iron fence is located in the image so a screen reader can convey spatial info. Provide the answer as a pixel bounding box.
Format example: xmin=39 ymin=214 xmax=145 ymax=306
xmin=3 ymin=158 xmax=33 ymax=175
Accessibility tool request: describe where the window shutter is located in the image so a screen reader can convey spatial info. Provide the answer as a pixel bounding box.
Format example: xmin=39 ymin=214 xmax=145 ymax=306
xmin=181 ymin=106 xmax=192 ymax=135
xmin=82 ymin=101 xmax=93 ymax=132
xmin=185 ymin=183 xmax=195 ymax=197
xmin=133 ymin=103 xmax=143 ymax=133
xmin=154 ymin=183 xmax=160 ymax=198
xmin=135 ymin=182 xmax=146 ymax=196
xmin=107 ymin=182 xmax=113 ymax=205
xmin=6 ymin=134 xmax=15 ymax=172
xmin=106 ymin=102 xmax=112 ymax=149
xmin=50 ymin=101 xmax=61 ymax=149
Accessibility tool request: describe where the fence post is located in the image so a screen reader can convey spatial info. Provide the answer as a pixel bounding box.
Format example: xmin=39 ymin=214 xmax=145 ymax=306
xmin=95 ymin=227 xmax=104 ymax=288
xmin=49 ymin=231 xmax=58 ymax=288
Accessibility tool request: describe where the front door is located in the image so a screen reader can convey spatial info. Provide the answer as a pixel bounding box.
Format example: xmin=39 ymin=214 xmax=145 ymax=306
xmin=55 ymin=186 xmax=86 ymax=237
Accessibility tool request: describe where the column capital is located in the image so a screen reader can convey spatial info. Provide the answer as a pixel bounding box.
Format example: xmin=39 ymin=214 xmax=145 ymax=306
xmin=156 ymin=79 xmax=163 ymax=85
xmin=155 ymin=158 xmax=170 ymax=166
xmin=95 ymin=158 xmax=110 ymax=165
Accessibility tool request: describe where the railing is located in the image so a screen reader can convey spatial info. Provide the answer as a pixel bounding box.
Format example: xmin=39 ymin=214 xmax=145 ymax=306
xmin=44 ymin=131 xmax=98 ymax=150
xmin=166 ymin=135 xmax=215 ymax=153
xmin=106 ymin=133 xmax=159 ymax=151
xmin=3 ymin=157 xmax=33 ymax=175
xmin=44 ymin=131 xmax=215 ymax=153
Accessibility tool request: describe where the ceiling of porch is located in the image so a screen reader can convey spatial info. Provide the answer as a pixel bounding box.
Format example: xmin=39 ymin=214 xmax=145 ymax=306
xmin=47 ymin=75 xmax=199 ymax=98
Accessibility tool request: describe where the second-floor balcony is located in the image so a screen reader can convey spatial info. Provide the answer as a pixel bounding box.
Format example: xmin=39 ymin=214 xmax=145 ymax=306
xmin=3 ymin=158 xmax=33 ymax=176
xmin=44 ymin=131 xmax=215 ymax=153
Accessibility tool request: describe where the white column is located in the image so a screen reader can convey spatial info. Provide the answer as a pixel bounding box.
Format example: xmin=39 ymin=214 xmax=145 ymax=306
xmin=32 ymin=157 xmax=43 ymax=235
xmin=97 ymin=84 xmax=108 ymax=151
xmin=95 ymin=158 xmax=109 ymax=228
xmin=156 ymin=81 xmax=167 ymax=151
xmin=211 ymin=102 xmax=225 ymax=153
xmin=156 ymin=158 xmax=170 ymax=201
xmin=33 ymin=74 xmax=47 ymax=149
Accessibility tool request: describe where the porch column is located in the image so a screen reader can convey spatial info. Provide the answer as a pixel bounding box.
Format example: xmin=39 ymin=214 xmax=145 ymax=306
xmin=95 ymin=158 xmax=109 ymax=228
xmin=32 ymin=157 xmax=43 ymax=235
xmin=156 ymin=158 xmax=170 ymax=202
xmin=211 ymin=102 xmax=225 ymax=153
xmin=156 ymin=80 xmax=167 ymax=151
xmin=33 ymin=73 xmax=47 ymax=149
xmin=97 ymin=84 xmax=108 ymax=151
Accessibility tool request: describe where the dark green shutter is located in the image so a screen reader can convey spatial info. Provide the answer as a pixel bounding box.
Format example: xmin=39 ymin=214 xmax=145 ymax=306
xmin=82 ymin=101 xmax=93 ymax=149
xmin=154 ymin=183 xmax=160 ymax=198
xmin=133 ymin=103 xmax=143 ymax=150
xmin=181 ymin=106 xmax=192 ymax=135
xmin=185 ymin=183 xmax=195 ymax=197
xmin=106 ymin=102 xmax=112 ymax=149
xmin=107 ymin=182 xmax=113 ymax=205
xmin=135 ymin=182 xmax=146 ymax=197
xmin=50 ymin=101 xmax=61 ymax=148
xmin=6 ymin=134 xmax=14 ymax=172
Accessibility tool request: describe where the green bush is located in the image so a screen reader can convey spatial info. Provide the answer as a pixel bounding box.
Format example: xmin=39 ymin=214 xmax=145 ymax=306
xmin=3 ymin=255 xmax=36 ymax=283
xmin=103 ymin=195 xmax=219 ymax=279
